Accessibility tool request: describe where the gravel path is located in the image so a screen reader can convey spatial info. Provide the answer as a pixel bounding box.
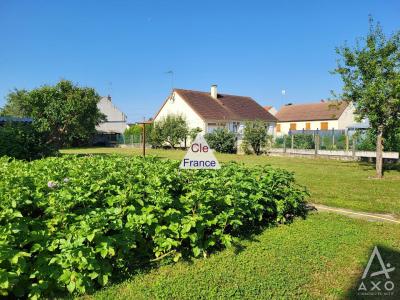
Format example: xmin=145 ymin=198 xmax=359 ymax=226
xmin=310 ymin=203 xmax=400 ymax=224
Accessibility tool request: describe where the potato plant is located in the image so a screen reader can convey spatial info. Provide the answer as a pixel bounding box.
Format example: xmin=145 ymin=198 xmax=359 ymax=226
xmin=0 ymin=155 xmax=308 ymax=298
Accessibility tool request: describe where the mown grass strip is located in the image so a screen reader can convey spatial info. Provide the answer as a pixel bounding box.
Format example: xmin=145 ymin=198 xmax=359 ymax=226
xmin=86 ymin=212 xmax=400 ymax=300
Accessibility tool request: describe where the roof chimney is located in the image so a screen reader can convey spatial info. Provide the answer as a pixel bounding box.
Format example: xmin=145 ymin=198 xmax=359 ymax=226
xmin=211 ymin=84 xmax=218 ymax=99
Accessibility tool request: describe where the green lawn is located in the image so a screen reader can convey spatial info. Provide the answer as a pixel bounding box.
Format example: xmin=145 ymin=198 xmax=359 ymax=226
xmin=82 ymin=212 xmax=400 ymax=300
xmin=62 ymin=147 xmax=400 ymax=216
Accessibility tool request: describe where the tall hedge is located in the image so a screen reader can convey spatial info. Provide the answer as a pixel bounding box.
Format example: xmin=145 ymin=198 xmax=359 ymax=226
xmin=0 ymin=122 xmax=56 ymax=160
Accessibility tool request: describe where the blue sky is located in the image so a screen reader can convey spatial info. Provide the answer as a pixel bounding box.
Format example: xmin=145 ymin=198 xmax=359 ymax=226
xmin=0 ymin=0 xmax=399 ymax=122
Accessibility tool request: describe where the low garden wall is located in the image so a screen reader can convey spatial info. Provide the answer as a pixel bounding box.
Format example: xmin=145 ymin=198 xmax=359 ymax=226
xmin=269 ymin=148 xmax=399 ymax=160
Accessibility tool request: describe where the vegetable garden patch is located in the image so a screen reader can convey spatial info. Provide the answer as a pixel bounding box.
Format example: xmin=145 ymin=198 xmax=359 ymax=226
xmin=0 ymin=155 xmax=308 ymax=298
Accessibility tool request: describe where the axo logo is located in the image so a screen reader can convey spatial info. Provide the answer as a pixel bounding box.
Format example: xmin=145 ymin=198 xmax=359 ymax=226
xmin=358 ymin=246 xmax=396 ymax=297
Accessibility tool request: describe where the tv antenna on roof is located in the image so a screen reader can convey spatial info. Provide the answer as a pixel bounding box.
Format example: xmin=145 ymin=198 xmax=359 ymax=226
xmin=165 ymin=70 xmax=174 ymax=91
xmin=108 ymin=81 xmax=113 ymax=96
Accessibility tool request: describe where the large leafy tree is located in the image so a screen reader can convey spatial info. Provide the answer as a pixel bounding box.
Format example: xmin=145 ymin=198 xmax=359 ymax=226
xmin=1 ymin=80 xmax=106 ymax=148
xmin=151 ymin=114 xmax=188 ymax=148
xmin=333 ymin=18 xmax=400 ymax=178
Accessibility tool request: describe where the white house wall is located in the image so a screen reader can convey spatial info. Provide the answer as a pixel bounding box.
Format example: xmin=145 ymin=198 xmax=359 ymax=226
xmin=96 ymin=97 xmax=128 ymax=134
xmin=154 ymin=92 xmax=205 ymax=131
xmin=96 ymin=121 xmax=128 ymax=134
xmin=338 ymin=103 xmax=356 ymax=129
xmin=205 ymin=121 xmax=275 ymax=136
xmin=277 ymin=120 xmax=339 ymax=135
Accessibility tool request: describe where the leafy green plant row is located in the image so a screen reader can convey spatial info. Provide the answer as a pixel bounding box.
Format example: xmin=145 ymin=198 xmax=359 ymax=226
xmin=0 ymin=155 xmax=308 ymax=298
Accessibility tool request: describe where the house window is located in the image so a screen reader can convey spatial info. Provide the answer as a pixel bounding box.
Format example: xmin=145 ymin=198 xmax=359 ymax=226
xmin=232 ymin=122 xmax=239 ymax=132
xmin=207 ymin=123 xmax=217 ymax=133
xmin=290 ymin=123 xmax=297 ymax=131
xmin=267 ymin=123 xmax=274 ymax=134
xmin=305 ymin=122 xmax=311 ymax=130
xmin=320 ymin=122 xmax=328 ymax=130
xmin=276 ymin=124 xmax=281 ymax=133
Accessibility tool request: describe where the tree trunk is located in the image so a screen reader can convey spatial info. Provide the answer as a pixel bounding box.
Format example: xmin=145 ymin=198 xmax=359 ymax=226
xmin=167 ymin=140 xmax=175 ymax=149
xmin=376 ymin=126 xmax=384 ymax=178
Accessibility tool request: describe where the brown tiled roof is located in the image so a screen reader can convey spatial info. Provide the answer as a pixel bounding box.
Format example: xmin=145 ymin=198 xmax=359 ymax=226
xmin=264 ymin=105 xmax=272 ymax=111
xmin=168 ymin=89 xmax=277 ymax=122
xmin=275 ymin=101 xmax=348 ymax=122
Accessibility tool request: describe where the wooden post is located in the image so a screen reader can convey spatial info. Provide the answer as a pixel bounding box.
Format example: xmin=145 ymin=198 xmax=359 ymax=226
xmin=137 ymin=120 xmax=151 ymax=157
xmin=283 ymin=135 xmax=287 ymax=153
xmin=142 ymin=124 xmax=146 ymax=157
xmin=352 ymin=135 xmax=356 ymax=160
xmin=315 ymin=133 xmax=319 ymax=156
xmin=345 ymin=134 xmax=349 ymax=152
xmin=291 ymin=134 xmax=294 ymax=151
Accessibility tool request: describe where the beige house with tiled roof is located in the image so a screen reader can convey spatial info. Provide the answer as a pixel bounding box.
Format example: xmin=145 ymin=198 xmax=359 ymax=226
xmin=275 ymin=101 xmax=356 ymax=135
xmin=154 ymin=85 xmax=277 ymax=136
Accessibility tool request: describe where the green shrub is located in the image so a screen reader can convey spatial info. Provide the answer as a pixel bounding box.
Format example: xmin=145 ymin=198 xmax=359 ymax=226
xmin=355 ymin=129 xmax=400 ymax=152
xmin=242 ymin=121 xmax=270 ymax=155
xmin=0 ymin=155 xmax=308 ymax=298
xmin=204 ymin=128 xmax=236 ymax=153
xmin=188 ymin=127 xmax=202 ymax=141
xmin=0 ymin=122 xmax=56 ymax=160
xmin=293 ymin=134 xmax=315 ymax=149
xmin=151 ymin=115 xmax=188 ymax=148
xmin=273 ymin=136 xmax=290 ymax=148
xmin=123 ymin=124 xmax=155 ymax=145
xmin=123 ymin=125 xmax=142 ymax=144
xmin=334 ymin=134 xmax=347 ymax=150
xmin=320 ymin=135 xmax=336 ymax=150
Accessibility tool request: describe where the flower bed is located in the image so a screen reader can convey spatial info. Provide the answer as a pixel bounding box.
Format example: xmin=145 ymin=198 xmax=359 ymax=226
xmin=0 ymin=155 xmax=308 ymax=298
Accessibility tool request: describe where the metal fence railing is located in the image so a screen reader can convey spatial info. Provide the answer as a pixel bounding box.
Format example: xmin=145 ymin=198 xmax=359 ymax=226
xmin=272 ymin=129 xmax=377 ymax=152
xmin=274 ymin=131 xmax=353 ymax=151
xmin=117 ymin=134 xmax=145 ymax=148
xmin=271 ymin=129 xmax=399 ymax=160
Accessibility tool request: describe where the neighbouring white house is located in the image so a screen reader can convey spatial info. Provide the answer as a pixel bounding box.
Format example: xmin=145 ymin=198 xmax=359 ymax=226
xmin=153 ymin=85 xmax=277 ymax=142
xmin=94 ymin=96 xmax=128 ymax=145
xmin=274 ymin=100 xmax=356 ymax=135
